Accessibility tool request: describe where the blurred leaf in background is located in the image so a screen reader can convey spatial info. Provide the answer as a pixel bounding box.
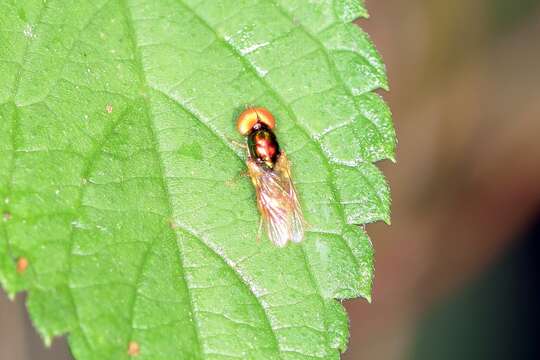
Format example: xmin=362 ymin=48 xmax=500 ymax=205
xmin=413 ymin=216 xmax=540 ymax=360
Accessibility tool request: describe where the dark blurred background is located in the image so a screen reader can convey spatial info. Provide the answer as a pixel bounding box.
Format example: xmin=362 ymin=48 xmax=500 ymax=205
xmin=2 ymin=0 xmax=540 ymax=359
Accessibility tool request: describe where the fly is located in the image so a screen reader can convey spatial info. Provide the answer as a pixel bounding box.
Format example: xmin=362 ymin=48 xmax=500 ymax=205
xmin=236 ymin=107 xmax=304 ymax=247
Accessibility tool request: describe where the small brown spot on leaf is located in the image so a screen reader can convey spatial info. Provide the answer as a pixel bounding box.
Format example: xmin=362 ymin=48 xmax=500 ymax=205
xmin=127 ymin=341 xmax=140 ymax=356
xmin=106 ymin=104 xmax=113 ymax=114
xmin=16 ymin=257 xmax=28 ymax=273
xmin=3 ymin=211 xmax=12 ymax=221
xmin=168 ymin=219 xmax=178 ymax=229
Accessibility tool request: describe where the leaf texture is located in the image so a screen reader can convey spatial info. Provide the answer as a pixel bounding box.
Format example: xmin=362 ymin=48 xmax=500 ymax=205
xmin=0 ymin=0 xmax=395 ymax=359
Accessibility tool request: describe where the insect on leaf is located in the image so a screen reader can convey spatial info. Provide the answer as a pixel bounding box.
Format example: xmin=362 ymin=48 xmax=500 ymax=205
xmin=0 ymin=0 xmax=395 ymax=359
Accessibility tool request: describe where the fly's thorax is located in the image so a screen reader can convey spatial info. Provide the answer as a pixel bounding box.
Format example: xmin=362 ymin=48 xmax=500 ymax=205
xmin=247 ymin=123 xmax=281 ymax=169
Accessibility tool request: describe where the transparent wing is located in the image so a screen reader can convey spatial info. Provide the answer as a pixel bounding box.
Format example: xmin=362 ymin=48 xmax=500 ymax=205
xmin=274 ymin=152 xmax=304 ymax=244
xmin=247 ymin=152 xmax=304 ymax=247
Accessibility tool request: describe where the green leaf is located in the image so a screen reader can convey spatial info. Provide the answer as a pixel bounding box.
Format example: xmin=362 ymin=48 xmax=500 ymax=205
xmin=0 ymin=0 xmax=395 ymax=359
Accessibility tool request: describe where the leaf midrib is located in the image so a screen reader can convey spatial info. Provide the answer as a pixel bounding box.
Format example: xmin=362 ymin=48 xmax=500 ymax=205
xmin=120 ymin=1 xmax=288 ymax=358
xmin=119 ymin=0 xmax=207 ymax=357
xmin=64 ymin=96 xmax=134 ymax=351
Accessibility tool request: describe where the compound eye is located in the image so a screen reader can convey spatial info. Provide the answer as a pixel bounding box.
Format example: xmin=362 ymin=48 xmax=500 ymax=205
xmin=237 ymin=108 xmax=259 ymax=136
xmin=237 ymin=107 xmax=276 ymax=136
xmin=253 ymin=107 xmax=275 ymax=129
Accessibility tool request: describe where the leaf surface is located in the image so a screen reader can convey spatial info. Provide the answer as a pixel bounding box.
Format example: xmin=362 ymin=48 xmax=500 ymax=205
xmin=0 ymin=0 xmax=395 ymax=359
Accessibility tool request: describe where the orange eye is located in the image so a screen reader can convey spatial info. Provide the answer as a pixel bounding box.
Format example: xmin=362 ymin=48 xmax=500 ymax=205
xmin=237 ymin=107 xmax=276 ymax=135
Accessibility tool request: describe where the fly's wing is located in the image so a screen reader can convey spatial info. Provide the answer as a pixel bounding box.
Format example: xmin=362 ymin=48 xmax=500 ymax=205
xmin=274 ymin=152 xmax=304 ymax=244
xmin=247 ymin=159 xmax=291 ymax=247
xmin=247 ymin=152 xmax=304 ymax=247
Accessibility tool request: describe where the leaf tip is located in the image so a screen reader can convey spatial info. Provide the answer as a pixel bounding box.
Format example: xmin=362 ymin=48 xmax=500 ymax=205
xmin=43 ymin=335 xmax=52 ymax=348
xmin=343 ymin=0 xmax=370 ymax=21
xmin=358 ymin=7 xmax=369 ymax=20
xmin=6 ymin=290 xmax=16 ymax=302
xmin=364 ymin=293 xmax=372 ymax=303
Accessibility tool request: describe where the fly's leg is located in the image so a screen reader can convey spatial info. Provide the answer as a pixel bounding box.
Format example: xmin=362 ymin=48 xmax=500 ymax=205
xmin=225 ymin=168 xmax=249 ymax=188
xmin=224 ymin=134 xmax=247 ymax=151
xmin=231 ymin=140 xmax=247 ymax=150
xmin=256 ymin=217 xmax=263 ymax=243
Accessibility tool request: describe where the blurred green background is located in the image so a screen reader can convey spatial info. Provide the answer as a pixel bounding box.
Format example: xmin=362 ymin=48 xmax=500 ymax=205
xmin=2 ymin=0 xmax=540 ymax=359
